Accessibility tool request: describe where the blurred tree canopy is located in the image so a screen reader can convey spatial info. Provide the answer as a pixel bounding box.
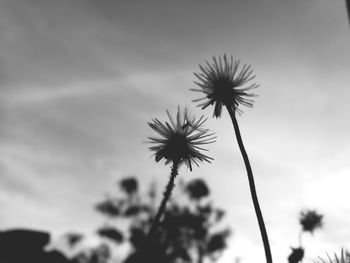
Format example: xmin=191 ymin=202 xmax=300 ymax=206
xmin=94 ymin=176 xmax=231 ymax=263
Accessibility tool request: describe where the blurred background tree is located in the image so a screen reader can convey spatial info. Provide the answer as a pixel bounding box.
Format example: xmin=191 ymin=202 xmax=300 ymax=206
xmin=288 ymin=209 xmax=324 ymax=263
xmin=94 ymin=176 xmax=231 ymax=263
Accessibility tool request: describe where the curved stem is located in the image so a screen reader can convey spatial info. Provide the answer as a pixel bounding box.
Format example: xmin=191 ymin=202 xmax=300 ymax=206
xmin=226 ymin=105 xmax=273 ymax=263
xmin=148 ymin=161 xmax=179 ymax=237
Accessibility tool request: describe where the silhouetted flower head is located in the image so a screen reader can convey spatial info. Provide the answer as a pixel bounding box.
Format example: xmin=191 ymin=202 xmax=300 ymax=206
xmin=315 ymin=249 xmax=350 ymax=263
xmin=120 ymin=177 xmax=138 ymax=194
xmin=299 ymin=210 xmax=323 ymax=233
xmin=186 ymin=179 xmax=210 ymax=200
xmin=192 ymin=55 xmax=259 ymax=118
xmin=148 ymin=106 xmax=215 ymax=171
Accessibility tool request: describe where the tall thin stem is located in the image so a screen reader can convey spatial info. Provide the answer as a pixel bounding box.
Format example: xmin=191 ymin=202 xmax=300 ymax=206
xmin=226 ymin=105 xmax=273 ymax=263
xmin=148 ymin=161 xmax=179 ymax=237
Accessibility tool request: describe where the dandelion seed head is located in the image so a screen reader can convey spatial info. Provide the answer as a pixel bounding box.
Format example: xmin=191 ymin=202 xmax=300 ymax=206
xmin=147 ymin=106 xmax=215 ymax=171
xmin=192 ymin=55 xmax=259 ymax=118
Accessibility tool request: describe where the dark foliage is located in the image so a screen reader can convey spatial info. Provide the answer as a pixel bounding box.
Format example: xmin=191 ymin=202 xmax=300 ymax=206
xmin=0 ymin=229 xmax=114 ymax=263
xmin=95 ymin=199 xmax=121 ymax=217
xmin=186 ymin=179 xmax=210 ymax=200
xmin=65 ymin=232 xmax=84 ymax=247
xmin=72 ymin=244 xmax=110 ymax=263
xmin=288 ymin=247 xmax=304 ymax=263
xmin=95 ymin=176 xmax=230 ymax=263
xmin=120 ymin=177 xmax=138 ymax=194
xmin=288 ymin=209 xmax=324 ymax=263
xmin=124 ymin=205 xmax=142 ymax=216
xmin=0 ymin=229 xmax=70 ymax=263
xmin=97 ymin=226 xmax=124 ymax=244
xmin=0 ymin=229 xmax=50 ymax=251
xmin=207 ymin=230 xmax=231 ymax=253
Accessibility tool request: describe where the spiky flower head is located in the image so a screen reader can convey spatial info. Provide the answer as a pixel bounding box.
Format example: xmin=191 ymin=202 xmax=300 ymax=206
xmin=315 ymin=249 xmax=350 ymax=263
xmin=299 ymin=210 xmax=323 ymax=234
xmin=192 ymin=55 xmax=259 ymax=118
xmin=148 ymin=106 xmax=215 ymax=171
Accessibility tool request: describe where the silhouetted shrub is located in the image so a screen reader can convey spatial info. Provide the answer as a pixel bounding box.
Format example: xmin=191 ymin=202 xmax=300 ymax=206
xmin=94 ymin=176 xmax=230 ymax=263
xmin=0 ymin=229 xmax=69 ymax=263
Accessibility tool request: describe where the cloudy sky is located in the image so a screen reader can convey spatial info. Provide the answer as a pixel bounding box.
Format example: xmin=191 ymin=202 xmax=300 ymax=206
xmin=1 ymin=0 xmax=350 ymax=262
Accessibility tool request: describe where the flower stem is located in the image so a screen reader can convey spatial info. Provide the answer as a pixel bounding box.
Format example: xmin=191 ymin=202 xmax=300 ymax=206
xmin=299 ymin=229 xmax=304 ymax=263
xmin=148 ymin=161 xmax=179 ymax=237
xmin=226 ymin=105 xmax=273 ymax=263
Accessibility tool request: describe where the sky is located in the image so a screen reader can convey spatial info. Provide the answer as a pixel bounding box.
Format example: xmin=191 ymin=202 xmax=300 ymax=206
xmin=1 ymin=0 xmax=350 ymax=262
